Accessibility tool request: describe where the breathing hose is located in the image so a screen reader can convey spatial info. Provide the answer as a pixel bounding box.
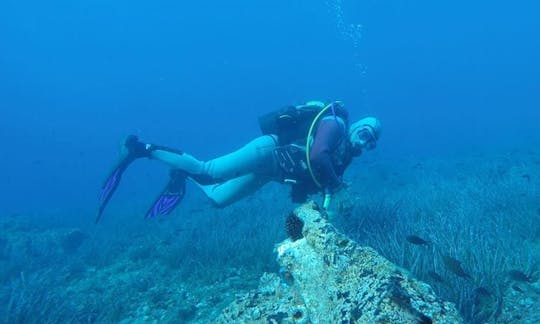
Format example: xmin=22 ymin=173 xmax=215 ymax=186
xmin=305 ymin=102 xmax=335 ymax=189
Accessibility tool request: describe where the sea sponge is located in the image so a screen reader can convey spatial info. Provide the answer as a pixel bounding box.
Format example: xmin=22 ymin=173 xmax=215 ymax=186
xmin=285 ymin=212 xmax=304 ymax=241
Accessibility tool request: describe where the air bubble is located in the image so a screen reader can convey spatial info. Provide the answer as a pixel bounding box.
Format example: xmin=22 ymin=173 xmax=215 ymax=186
xmin=324 ymin=0 xmax=364 ymax=69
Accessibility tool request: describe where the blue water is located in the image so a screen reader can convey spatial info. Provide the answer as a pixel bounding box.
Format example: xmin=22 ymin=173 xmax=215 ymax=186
xmin=1 ymin=0 xmax=539 ymax=322
xmin=1 ymin=0 xmax=538 ymax=216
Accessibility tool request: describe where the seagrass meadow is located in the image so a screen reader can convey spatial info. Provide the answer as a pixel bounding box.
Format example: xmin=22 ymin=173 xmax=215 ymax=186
xmin=2 ymin=0 xmax=539 ymax=322
xmin=1 ymin=148 xmax=538 ymax=323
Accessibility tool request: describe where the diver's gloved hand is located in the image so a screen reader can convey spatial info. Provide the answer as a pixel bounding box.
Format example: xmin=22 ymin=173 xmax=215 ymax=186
xmin=324 ymin=183 xmax=355 ymax=220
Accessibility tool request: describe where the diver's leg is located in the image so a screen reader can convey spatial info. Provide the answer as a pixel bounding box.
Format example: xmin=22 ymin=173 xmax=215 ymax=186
xmin=150 ymin=149 xmax=206 ymax=176
xmin=150 ymin=135 xmax=279 ymax=183
xmin=194 ymin=173 xmax=272 ymax=208
xmin=100 ymin=134 xmax=278 ymax=219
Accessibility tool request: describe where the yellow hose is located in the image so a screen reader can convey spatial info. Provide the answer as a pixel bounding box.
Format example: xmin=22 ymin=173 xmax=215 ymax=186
xmin=305 ymin=103 xmax=334 ymax=188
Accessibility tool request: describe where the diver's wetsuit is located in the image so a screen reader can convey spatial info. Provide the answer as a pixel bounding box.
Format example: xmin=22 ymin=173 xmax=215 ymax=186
xmin=309 ymin=116 xmax=352 ymax=192
xmin=151 ymin=116 xmax=350 ymax=207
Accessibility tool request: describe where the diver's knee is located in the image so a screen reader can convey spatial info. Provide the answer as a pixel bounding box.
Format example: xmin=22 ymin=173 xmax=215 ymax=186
xmin=207 ymin=197 xmax=228 ymax=209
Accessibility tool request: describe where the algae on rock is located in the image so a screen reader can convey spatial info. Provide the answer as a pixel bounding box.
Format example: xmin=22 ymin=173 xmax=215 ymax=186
xmin=217 ymin=202 xmax=463 ymax=323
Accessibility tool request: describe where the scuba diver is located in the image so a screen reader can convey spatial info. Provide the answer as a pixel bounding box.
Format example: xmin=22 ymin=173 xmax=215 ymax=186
xmin=96 ymin=101 xmax=381 ymax=223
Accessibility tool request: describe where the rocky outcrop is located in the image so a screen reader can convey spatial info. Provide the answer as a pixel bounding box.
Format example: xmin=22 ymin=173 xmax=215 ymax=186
xmin=498 ymin=240 xmax=540 ymax=323
xmin=217 ymin=202 xmax=462 ymax=323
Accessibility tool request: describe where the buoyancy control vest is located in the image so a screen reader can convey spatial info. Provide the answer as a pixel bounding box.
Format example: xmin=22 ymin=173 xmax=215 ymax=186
xmin=258 ymin=102 xmax=349 ymax=145
xmin=258 ymin=102 xmax=353 ymax=201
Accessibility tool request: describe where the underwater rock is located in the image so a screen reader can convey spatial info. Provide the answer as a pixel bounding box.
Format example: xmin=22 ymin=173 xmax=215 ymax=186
xmin=217 ymin=202 xmax=462 ymax=323
xmin=61 ymin=229 xmax=87 ymax=254
xmin=0 ymin=237 xmax=12 ymax=260
xmin=499 ymin=281 xmax=540 ymax=323
xmin=498 ymin=241 xmax=540 ymax=323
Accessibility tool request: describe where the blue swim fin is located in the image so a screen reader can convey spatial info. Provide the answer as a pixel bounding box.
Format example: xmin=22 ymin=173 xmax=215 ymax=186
xmin=96 ymin=135 xmax=149 ymax=224
xmin=145 ymin=169 xmax=187 ymax=219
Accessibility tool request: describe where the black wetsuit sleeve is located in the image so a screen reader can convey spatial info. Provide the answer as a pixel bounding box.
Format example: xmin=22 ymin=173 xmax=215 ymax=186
xmin=309 ymin=118 xmax=345 ymax=192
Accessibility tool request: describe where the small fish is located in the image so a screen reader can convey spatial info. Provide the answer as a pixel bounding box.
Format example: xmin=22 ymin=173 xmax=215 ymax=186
xmin=406 ymin=235 xmax=431 ymax=245
xmin=443 ymin=256 xmax=472 ymax=280
xmin=511 ymin=285 xmax=524 ymax=293
xmin=507 ymin=270 xmax=533 ymax=283
xmin=427 ymin=271 xmax=448 ymax=285
xmin=522 ymin=174 xmax=531 ymax=181
xmin=412 ymin=162 xmax=423 ymax=169
xmin=474 ymin=287 xmax=491 ymax=297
